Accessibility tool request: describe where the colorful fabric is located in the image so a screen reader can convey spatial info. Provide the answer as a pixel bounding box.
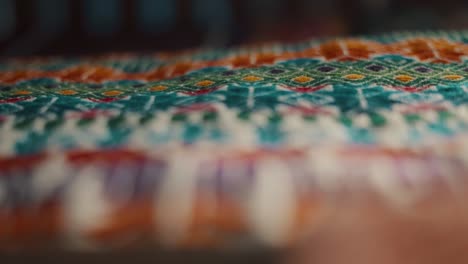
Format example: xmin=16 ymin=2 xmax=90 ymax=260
xmin=1 ymin=32 xmax=468 ymax=249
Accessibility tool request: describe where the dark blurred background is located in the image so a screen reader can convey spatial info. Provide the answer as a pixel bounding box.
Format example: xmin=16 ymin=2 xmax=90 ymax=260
xmin=0 ymin=0 xmax=467 ymax=57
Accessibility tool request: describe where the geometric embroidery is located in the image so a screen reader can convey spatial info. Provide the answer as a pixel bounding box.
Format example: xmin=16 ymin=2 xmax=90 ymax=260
xmin=1 ymin=32 xmax=468 ymax=249
xmin=1 ymin=55 xmax=467 ymax=153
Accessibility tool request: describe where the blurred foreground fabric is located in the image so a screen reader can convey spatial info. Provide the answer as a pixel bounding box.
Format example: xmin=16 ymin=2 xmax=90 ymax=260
xmin=0 ymin=32 xmax=468 ymax=254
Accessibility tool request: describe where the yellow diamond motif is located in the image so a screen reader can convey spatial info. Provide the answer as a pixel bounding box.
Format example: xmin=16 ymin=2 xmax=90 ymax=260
xmin=344 ymin=74 xmax=365 ymax=80
xmin=103 ymin=90 xmax=123 ymax=97
xmin=15 ymin=90 xmax=31 ymax=95
xmin=58 ymin=89 xmax=77 ymax=95
xmin=196 ymin=80 xmax=215 ymax=87
xmin=293 ymin=75 xmax=313 ymax=83
xmin=443 ymin=75 xmax=464 ymax=81
xmin=149 ymin=85 xmax=167 ymax=91
xmin=243 ymin=75 xmax=263 ymax=82
xmin=395 ymin=75 xmax=414 ymax=83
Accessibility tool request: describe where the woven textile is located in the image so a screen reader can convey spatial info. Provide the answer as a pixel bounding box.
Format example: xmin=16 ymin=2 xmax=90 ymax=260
xmin=1 ymin=32 xmax=468 ymax=249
